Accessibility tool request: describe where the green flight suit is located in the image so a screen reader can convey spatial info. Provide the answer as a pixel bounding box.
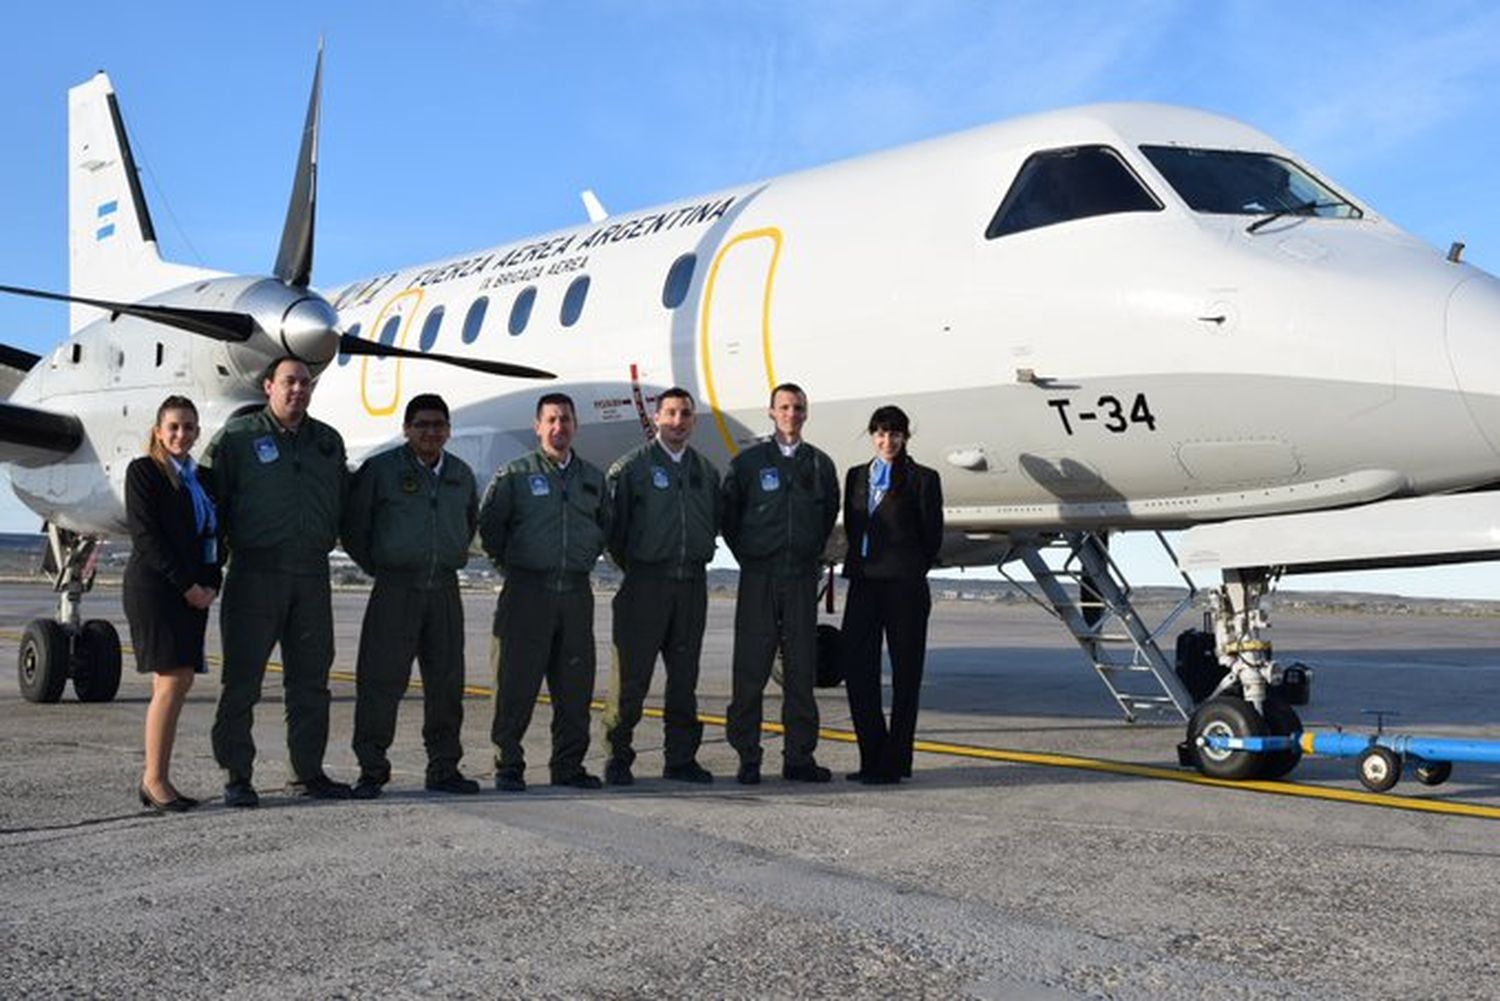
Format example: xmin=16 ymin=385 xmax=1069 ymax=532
xmin=479 ymin=449 xmax=609 ymax=781
xmin=203 ymin=407 xmax=348 ymax=785
xmin=720 ymin=438 xmax=839 ymax=768
xmin=602 ymin=440 xmax=721 ymax=768
xmin=342 ymin=444 xmax=479 ymax=786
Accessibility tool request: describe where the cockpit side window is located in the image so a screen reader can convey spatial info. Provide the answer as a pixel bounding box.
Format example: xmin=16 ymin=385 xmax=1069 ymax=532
xmin=1139 ymin=145 xmax=1362 ymax=220
xmin=985 ymin=145 xmax=1162 ymax=239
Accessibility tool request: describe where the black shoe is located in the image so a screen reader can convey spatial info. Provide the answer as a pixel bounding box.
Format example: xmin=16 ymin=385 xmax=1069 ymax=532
xmin=663 ymin=761 xmax=714 ymax=784
xmin=846 ymin=770 xmax=899 ymax=786
xmin=290 ymin=774 xmax=353 ymax=800
xmin=351 ymin=777 xmax=384 ymax=800
xmin=494 ymin=772 xmax=527 ymax=793
xmin=783 ymin=762 xmax=832 ymax=783
xmin=223 ymin=780 xmax=260 ymax=809
xmin=604 ymin=759 xmax=634 ymax=787
xmin=736 ymin=761 xmax=761 ymax=786
xmin=139 ymin=785 xmax=191 ymax=814
xmin=426 ymin=774 xmax=480 ymax=795
xmin=175 ymin=793 xmax=202 ymax=810
xmin=551 ymin=771 xmax=603 ymax=790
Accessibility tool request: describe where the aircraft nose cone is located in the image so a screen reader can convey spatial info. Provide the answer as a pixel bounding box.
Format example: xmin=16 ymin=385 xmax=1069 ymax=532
xmin=1445 ymin=274 xmax=1500 ymax=456
xmin=280 ymin=296 xmax=340 ymax=365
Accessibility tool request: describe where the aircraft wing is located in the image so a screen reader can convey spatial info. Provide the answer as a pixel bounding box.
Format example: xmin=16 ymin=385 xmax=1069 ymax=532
xmin=0 ymin=344 xmax=41 ymax=400
xmin=0 ymin=399 xmax=83 ymax=467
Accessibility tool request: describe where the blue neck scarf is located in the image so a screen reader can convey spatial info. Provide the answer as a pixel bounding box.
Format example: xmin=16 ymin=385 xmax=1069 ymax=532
xmin=172 ymin=456 xmax=217 ymax=539
xmin=863 ymin=458 xmax=892 ymax=556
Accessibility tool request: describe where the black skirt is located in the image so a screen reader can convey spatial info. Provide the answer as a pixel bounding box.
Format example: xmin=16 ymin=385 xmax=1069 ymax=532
xmin=123 ymin=566 xmax=209 ymax=674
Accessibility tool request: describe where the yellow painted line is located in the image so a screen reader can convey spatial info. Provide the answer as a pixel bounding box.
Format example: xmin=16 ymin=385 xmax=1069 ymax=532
xmin=13 ymin=630 xmax=1499 ymax=820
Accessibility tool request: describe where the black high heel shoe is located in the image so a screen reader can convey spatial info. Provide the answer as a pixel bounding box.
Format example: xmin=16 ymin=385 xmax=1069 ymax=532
xmin=139 ymin=786 xmax=192 ymax=814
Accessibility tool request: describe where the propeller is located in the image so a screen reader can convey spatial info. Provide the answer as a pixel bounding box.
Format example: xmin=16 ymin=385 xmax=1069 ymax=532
xmin=0 ymin=47 xmax=554 ymax=381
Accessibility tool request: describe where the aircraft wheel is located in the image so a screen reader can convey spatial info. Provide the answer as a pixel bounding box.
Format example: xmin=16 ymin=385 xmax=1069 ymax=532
xmin=1414 ymin=761 xmax=1453 ymax=786
xmin=1258 ymin=699 xmax=1303 ymax=780
xmin=1357 ymin=745 xmax=1402 ymax=793
xmin=1186 ymin=696 xmax=1266 ymax=781
xmin=72 ymin=620 xmax=122 ymax=703
xmin=18 ymin=619 xmax=69 ymax=703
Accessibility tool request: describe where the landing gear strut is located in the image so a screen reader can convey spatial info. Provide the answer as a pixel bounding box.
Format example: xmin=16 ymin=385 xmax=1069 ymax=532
xmin=16 ymin=524 xmax=121 ymax=703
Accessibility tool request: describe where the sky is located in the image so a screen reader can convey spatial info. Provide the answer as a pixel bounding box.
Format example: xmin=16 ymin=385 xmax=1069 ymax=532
xmin=3 ymin=0 xmax=1500 ymax=597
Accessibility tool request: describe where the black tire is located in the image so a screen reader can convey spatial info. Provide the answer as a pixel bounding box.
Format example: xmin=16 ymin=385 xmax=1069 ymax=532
xmin=18 ymin=619 xmax=68 ymax=703
xmin=1258 ymin=699 xmax=1303 ymax=780
xmin=1414 ymin=761 xmax=1453 ymax=787
xmin=72 ymin=619 xmax=122 ymax=703
xmin=815 ymin=624 xmax=843 ymax=689
xmin=1186 ymin=696 xmax=1267 ymax=781
xmin=1358 ymin=745 xmax=1402 ymax=793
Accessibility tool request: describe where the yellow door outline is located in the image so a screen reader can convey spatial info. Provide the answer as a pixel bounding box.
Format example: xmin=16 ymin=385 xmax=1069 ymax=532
xmin=698 ymin=227 xmax=783 ymax=457
xmin=360 ymin=288 xmax=424 ymax=417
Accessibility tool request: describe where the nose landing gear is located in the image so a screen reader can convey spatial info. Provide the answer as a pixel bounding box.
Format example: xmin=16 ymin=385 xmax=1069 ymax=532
xmin=15 ymin=524 xmax=122 ymax=704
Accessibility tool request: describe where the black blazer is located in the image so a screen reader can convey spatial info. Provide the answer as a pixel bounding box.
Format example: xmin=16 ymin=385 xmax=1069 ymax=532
xmin=841 ymin=456 xmax=944 ymax=580
xmin=124 ymin=456 xmax=223 ymax=595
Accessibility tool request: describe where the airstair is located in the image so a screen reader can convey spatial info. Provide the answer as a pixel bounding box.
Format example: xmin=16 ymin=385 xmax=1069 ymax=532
xmin=1001 ymin=531 xmax=1196 ymax=723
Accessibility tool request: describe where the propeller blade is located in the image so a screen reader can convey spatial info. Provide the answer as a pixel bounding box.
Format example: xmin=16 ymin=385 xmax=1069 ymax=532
xmin=273 ymin=44 xmax=322 ymax=287
xmin=337 ymin=334 xmax=555 ymax=380
xmin=0 ymin=284 xmax=255 ymax=342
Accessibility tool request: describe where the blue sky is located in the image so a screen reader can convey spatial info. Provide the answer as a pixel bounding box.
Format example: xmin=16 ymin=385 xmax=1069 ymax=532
xmin=4 ymin=1 xmax=1500 ymax=596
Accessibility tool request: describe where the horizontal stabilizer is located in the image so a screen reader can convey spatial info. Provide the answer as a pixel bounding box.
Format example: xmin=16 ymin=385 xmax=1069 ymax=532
xmin=0 ymin=344 xmax=41 ymax=400
xmin=0 ymin=400 xmax=83 ymax=467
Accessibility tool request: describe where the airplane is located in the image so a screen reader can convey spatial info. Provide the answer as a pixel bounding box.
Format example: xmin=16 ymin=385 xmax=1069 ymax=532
xmin=6 ymin=52 xmax=1500 ymax=786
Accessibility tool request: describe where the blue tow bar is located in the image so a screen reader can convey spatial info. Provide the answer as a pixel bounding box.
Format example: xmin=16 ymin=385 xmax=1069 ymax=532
xmin=1200 ymin=729 xmax=1500 ymax=791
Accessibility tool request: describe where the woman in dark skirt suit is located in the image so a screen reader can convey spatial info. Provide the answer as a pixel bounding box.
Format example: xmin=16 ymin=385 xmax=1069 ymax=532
xmin=124 ymin=395 xmax=221 ymax=812
xmin=840 ymin=405 xmax=944 ymax=785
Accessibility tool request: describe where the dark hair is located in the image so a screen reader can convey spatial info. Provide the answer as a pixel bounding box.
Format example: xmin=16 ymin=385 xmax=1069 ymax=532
xmin=657 ymin=387 xmax=695 ymax=410
xmin=405 ymin=393 xmax=450 ymax=424
xmin=146 ymin=395 xmax=200 ymax=485
xmin=536 ymin=392 xmax=576 ymax=418
xmin=261 ymin=356 xmax=309 ymax=385
xmin=866 ymin=404 xmax=911 ymax=437
xmin=769 ymin=382 xmax=805 ymax=406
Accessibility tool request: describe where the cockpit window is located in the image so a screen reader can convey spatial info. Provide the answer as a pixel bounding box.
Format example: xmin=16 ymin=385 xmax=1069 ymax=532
xmin=1139 ymin=145 xmax=1362 ymax=222
xmin=985 ymin=145 xmax=1162 ymax=239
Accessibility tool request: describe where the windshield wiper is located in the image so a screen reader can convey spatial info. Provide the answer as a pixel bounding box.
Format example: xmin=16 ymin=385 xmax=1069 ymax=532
xmin=1246 ymin=199 xmax=1349 ymax=234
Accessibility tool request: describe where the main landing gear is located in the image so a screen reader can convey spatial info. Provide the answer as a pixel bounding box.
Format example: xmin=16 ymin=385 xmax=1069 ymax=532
xmin=16 ymin=524 xmax=121 ymax=704
xmin=1177 ymin=567 xmax=1312 ymax=781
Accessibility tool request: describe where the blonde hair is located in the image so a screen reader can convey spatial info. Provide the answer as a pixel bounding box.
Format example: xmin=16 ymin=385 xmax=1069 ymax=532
xmin=145 ymin=395 xmax=199 ymax=488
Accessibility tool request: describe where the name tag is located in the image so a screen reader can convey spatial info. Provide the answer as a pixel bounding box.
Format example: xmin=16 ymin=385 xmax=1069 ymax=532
xmin=203 ymin=538 xmax=218 ymax=565
xmin=759 ymin=467 xmax=780 ymax=492
xmin=528 ymin=474 xmax=551 ymax=497
xmin=651 ymin=466 xmax=670 ymax=490
xmin=253 ymin=436 xmax=279 ymax=464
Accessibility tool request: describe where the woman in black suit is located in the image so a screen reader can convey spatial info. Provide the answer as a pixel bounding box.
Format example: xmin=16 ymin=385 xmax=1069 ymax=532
xmin=124 ymin=395 xmax=221 ymax=813
xmin=840 ymin=405 xmax=944 ymax=784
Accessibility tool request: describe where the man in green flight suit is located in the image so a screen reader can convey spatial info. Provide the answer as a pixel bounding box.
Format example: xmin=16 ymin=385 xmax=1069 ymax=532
xmin=480 ymin=392 xmax=610 ymax=792
xmin=205 ymin=357 xmax=351 ymax=807
xmin=342 ymin=393 xmax=481 ymax=799
xmin=602 ymin=387 xmax=720 ymax=786
xmin=721 ymin=383 xmax=840 ymax=785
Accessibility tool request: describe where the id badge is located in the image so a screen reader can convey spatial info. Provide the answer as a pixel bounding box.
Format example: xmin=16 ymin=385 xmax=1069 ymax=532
xmin=253 ymin=435 xmax=279 ymax=464
xmin=203 ymin=538 xmax=218 ymax=565
xmin=528 ymin=473 xmax=551 ymax=497
xmin=651 ymin=466 xmax=670 ymax=490
xmin=759 ymin=467 xmax=780 ymax=492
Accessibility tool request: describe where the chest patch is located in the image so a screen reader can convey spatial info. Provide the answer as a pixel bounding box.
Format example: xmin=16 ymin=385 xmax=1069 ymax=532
xmin=253 ymin=436 xmax=279 ymax=464
xmin=651 ymin=466 xmax=670 ymax=490
xmin=759 ymin=467 xmax=781 ymax=492
xmin=528 ymin=474 xmax=551 ymax=497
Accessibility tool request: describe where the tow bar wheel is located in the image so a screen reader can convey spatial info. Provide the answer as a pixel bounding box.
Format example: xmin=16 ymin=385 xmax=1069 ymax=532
xmin=1358 ymin=745 xmax=1402 ymax=792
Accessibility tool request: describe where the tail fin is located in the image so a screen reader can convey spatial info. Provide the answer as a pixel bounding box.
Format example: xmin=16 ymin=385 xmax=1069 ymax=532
xmin=67 ymin=72 xmax=219 ymax=332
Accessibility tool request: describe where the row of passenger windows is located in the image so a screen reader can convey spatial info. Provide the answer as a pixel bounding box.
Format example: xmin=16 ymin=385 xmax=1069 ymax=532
xmin=338 ymin=252 xmax=699 ymax=366
xmin=984 ymin=143 xmax=1358 ymax=239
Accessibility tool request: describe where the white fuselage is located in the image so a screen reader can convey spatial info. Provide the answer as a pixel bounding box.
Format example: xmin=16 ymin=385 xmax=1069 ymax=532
xmin=12 ymin=102 xmax=1500 ymax=554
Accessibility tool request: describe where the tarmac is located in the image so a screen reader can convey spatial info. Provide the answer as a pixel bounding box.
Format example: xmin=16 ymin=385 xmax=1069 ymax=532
xmin=2 ymin=582 xmax=1499 ymax=999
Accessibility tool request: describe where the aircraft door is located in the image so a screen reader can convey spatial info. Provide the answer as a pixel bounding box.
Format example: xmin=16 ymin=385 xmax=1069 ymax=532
xmin=699 ymin=228 xmax=783 ymax=456
xmin=360 ymin=290 xmax=423 ymax=418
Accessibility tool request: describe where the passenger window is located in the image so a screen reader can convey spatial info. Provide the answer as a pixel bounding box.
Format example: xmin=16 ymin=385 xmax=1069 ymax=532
xmin=509 ymin=286 xmax=537 ymax=336
xmin=418 ymin=306 xmax=445 ymax=352
xmin=335 ymin=323 xmax=362 ymax=366
xmin=461 ymin=297 xmax=488 ymax=344
xmin=560 ymin=276 xmax=590 ymax=328
xmin=985 ymin=145 xmax=1161 ymax=239
xmin=378 ymin=315 xmax=401 ymax=347
xmin=662 ymin=253 xmax=695 ymax=308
